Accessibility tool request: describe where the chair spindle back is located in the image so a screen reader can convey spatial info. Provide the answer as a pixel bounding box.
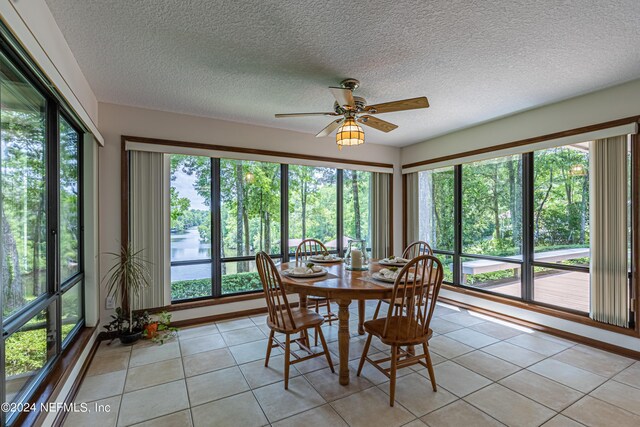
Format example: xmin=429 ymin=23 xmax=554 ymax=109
xmin=383 ymin=255 xmax=443 ymax=341
xmin=256 ymin=251 xmax=296 ymax=330
xmin=402 ymin=241 xmax=433 ymax=260
xmin=295 ymin=239 xmax=328 ymax=261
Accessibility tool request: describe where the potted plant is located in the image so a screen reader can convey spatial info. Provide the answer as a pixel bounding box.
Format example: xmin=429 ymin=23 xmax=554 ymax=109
xmin=142 ymin=311 xmax=178 ymax=344
xmin=102 ymin=244 xmax=151 ymax=345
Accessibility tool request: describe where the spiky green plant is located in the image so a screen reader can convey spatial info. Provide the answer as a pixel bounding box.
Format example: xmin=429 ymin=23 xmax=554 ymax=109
xmin=103 ymin=244 xmax=151 ymax=333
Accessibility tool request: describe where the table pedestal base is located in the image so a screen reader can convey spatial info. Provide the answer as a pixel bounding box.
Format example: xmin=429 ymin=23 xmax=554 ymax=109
xmin=337 ymin=299 xmax=351 ymax=386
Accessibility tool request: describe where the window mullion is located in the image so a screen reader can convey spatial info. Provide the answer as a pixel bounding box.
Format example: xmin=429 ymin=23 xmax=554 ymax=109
xmin=281 ymin=164 xmax=289 ymax=262
xmin=522 ymin=153 xmax=534 ymax=301
xmin=212 ymin=158 xmax=222 ymax=297
xmin=337 ymin=169 xmax=344 ymax=257
xmin=453 ymin=164 xmax=462 ymax=285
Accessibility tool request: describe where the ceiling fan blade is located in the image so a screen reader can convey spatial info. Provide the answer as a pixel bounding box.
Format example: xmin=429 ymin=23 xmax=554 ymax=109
xmin=275 ymin=112 xmax=338 ymax=118
xmin=366 ymin=96 xmax=429 ymax=114
xmin=357 ymin=115 xmax=398 ymax=133
xmin=329 ymin=87 xmax=355 ymax=109
xmin=316 ymin=119 xmax=344 ymax=137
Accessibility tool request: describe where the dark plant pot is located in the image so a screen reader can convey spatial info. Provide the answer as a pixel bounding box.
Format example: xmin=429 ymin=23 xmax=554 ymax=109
xmin=119 ymin=330 xmax=142 ymax=345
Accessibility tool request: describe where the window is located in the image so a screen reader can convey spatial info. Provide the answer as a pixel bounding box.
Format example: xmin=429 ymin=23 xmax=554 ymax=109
xmin=167 ymin=162 xmax=375 ymax=302
xmin=1 ymin=40 xmax=84 ymax=426
xmin=343 ymin=170 xmax=371 ymax=247
xmin=170 ymin=155 xmax=212 ymax=301
xmin=288 ymin=165 xmax=337 ymax=253
xmin=415 ymin=140 xmax=633 ymax=315
xmin=220 ymin=159 xmax=281 ymax=294
xmin=419 ymin=167 xmax=455 ymax=282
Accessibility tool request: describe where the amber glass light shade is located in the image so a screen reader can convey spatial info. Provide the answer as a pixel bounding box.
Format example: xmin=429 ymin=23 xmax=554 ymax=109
xmin=336 ymin=117 xmax=364 ymax=148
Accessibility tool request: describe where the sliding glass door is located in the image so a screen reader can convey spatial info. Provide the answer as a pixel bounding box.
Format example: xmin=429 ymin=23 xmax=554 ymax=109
xmin=1 ymin=43 xmax=84 ymax=426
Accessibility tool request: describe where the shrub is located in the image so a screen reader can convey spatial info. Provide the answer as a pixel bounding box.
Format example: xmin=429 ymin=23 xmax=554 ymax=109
xmin=171 ymin=272 xmax=263 ymax=300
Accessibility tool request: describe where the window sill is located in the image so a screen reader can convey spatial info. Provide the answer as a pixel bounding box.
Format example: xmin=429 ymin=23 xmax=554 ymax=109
xmin=441 ymin=284 xmax=638 ymax=337
xmin=142 ymin=291 xmax=265 ymax=314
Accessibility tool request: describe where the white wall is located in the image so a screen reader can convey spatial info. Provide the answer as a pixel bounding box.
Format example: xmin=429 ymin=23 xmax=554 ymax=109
xmin=402 ymin=78 xmax=640 ymax=165
xmin=400 ymin=78 xmax=640 ymax=352
xmin=97 ymin=102 xmax=402 ymax=322
xmin=0 ymin=0 xmax=102 ymax=142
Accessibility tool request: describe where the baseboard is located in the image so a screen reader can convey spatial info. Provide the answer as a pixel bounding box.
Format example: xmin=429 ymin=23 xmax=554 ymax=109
xmin=439 ymin=296 xmax=640 ymax=360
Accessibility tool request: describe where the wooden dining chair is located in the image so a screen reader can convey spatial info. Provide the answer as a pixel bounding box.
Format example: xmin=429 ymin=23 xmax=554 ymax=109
xmin=256 ymin=251 xmax=334 ymax=389
xmin=357 ymin=255 xmax=444 ymax=406
xmin=295 ymin=239 xmax=337 ymax=345
xmin=372 ymin=241 xmax=434 ymax=319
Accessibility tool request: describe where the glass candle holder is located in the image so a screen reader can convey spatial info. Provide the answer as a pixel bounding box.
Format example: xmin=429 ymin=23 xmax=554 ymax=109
xmin=345 ymin=239 xmax=369 ymax=271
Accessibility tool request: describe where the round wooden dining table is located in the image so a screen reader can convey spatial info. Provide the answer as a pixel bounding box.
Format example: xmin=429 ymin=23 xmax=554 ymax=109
xmin=278 ymin=260 xmax=394 ymax=386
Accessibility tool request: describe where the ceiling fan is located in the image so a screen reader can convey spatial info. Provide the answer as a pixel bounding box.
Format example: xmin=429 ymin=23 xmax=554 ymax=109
xmin=274 ymin=78 xmax=429 ymax=148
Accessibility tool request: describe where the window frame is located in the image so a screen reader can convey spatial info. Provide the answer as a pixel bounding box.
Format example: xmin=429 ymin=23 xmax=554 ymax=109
xmin=0 ymin=35 xmax=85 ymax=426
xmin=422 ymin=147 xmax=633 ymax=319
xmin=169 ymin=163 xmax=373 ymax=303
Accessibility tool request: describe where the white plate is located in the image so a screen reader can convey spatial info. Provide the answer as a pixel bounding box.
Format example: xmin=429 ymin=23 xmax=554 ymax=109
xmin=283 ymin=268 xmax=328 ymax=278
xmin=379 ymin=259 xmax=408 ymax=267
xmin=372 ymin=272 xmax=420 ymax=283
xmin=309 ymin=256 xmax=342 ymax=263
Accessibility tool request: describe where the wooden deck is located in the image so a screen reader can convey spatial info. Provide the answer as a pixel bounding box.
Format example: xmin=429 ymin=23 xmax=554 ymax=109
xmin=489 ymin=270 xmax=589 ymax=313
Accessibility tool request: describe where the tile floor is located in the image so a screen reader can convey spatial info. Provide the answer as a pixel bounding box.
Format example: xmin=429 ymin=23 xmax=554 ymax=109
xmin=66 ymin=301 xmax=640 ymax=427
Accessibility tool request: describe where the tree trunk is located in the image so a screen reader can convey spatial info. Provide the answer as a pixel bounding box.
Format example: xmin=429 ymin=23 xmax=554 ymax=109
xmin=235 ymin=162 xmax=245 ymax=272
xmin=352 ymin=171 xmax=361 ymax=239
xmin=2 ymin=210 xmax=25 ymax=313
xmin=492 ymin=164 xmax=501 ymax=240
xmin=301 ymin=181 xmax=307 ymax=239
xmin=264 ymin=211 xmax=271 ymax=253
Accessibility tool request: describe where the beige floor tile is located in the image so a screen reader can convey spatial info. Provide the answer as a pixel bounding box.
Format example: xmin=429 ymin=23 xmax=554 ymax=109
xmin=499 ymin=370 xmax=583 ymax=411
xmin=64 ymin=395 xmax=121 ymax=427
xmin=239 ymin=354 xmax=301 ymax=388
xmin=253 ymin=376 xmax=326 ymax=422
xmin=293 ymin=349 xmax=338 ymax=374
xmin=429 ymin=318 xmax=465 ymax=334
xmin=86 ymin=351 xmax=130 ymax=377
xmin=221 ymin=326 xmax=266 ymax=346
xmin=563 ymin=395 xmax=640 ymax=427
xmin=421 ymin=399 xmax=504 ymax=427
xmin=465 ymin=383 xmax=555 ymax=427
xmin=379 ymin=372 xmax=458 ymax=417
xmin=305 ymin=365 xmax=374 ymax=401
xmin=506 ymin=334 xmax=571 ymax=356
xmin=453 ymin=350 xmax=520 ymax=381
xmin=177 ymin=323 xmax=219 ymax=340
xmin=229 ymin=338 xmax=281 ymax=364
xmin=612 ymin=361 xmax=640 ymax=389
xmin=182 ymin=347 xmax=236 ymax=377
xmin=540 ymin=414 xmax=584 ymax=427
xmin=482 ymin=342 xmax=546 ymax=367
xmin=186 ymin=365 xmax=249 ymax=406
xmin=328 ymin=335 xmax=372 ymax=361
xmin=215 ymin=317 xmax=255 ymax=332
xmin=191 ymin=391 xmax=268 ymax=427
xmin=444 ymin=328 xmax=499 ymax=348
xmin=331 ymin=386 xmax=415 ymax=427
xmin=528 ymin=359 xmax=607 ymax=393
xmin=439 ymin=312 xmax=486 ymax=327
xmin=96 ymin=340 xmax=133 ymax=355
xmin=469 ymin=321 xmax=524 ymax=340
xmin=129 ymin=341 xmax=181 ymax=367
xmin=117 ymin=380 xmax=189 ymax=426
xmin=179 ymin=333 xmax=226 ymax=356
xmin=347 ymin=353 xmax=394 ymax=385
xmin=272 ymin=403 xmax=348 ymax=427
xmin=131 ymin=409 xmax=192 ymax=427
xmin=124 ymin=357 xmax=184 ymax=392
xmin=552 ymin=345 xmax=635 ymax=377
xmin=428 ymin=336 xmax=474 ymax=359
xmin=402 ymin=420 xmax=428 ymax=427
xmin=590 ymin=380 xmax=640 ymax=415
xmin=427 ymin=361 xmax=492 ymax=397
xmin=75 ymin=369 xmax=127 ymax=403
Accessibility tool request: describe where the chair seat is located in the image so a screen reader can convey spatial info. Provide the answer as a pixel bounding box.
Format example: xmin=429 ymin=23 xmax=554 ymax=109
xmin=267 ymin=307 xmax=324 ymax=333
xmin=363 ymin=316 xmax=433 ymax=346
xmin=308 ymin=295 xmax=330 ymax=302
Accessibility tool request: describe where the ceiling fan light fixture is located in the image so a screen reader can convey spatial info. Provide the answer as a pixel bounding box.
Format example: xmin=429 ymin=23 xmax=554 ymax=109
xmin=336 ymin=117 xmax=364 ymax=149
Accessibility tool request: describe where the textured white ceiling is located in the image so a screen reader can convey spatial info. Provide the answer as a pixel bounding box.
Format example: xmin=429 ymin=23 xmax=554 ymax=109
xmin=45 ymin=0 xmax=640 ymax=147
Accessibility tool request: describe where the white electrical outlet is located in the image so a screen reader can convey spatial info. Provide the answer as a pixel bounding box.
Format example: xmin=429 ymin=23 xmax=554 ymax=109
xmin=105 ymin=296 xmax=116 ymax=310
